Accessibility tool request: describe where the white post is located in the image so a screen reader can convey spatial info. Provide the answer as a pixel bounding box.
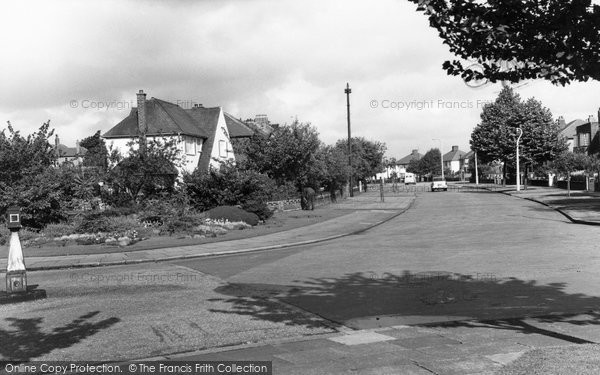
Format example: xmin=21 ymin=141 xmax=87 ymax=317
xmin=475 ymin=152 xmax=479 ymax=185
xmin=7 ymin=231 xmax=25 ymax=272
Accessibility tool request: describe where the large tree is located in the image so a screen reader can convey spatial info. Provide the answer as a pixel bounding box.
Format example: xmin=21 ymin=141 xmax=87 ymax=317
xmin=408 ymin=0 xmax=600 ymax=85
xmin=471 ymin=86 xmax=567 ymax=183
xmin=240 ymin=121 xmax=322 ymax=190
xmin=417 ymin=148 xmax=442 ymax=177
xmin=335 ymin=137 xmax=387 ymax=188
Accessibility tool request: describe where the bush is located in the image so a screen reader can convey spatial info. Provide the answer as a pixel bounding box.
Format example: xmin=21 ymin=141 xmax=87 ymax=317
xmin=206 ymin=206 xmax=259 ymax=226
xmin=160 ymin=212 xmax=206 ymax=235
xmin=42 ymin=222 xmax=78 ymax=238
xmin=241 ymin=200 xmax=273 ymax=221
xmin=185 ymin=162 xmax=276 ymax=214
xmin=75 ymin=210 xmax=140 ymax=234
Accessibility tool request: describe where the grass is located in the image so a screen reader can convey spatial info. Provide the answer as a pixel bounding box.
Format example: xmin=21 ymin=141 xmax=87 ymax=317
xmin=21 ymin=206 xmax=349 ymax=257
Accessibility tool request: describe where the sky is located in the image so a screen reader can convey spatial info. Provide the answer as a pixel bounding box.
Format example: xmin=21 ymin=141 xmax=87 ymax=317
xmin=2 ymin=0 xmax=600 ymax=160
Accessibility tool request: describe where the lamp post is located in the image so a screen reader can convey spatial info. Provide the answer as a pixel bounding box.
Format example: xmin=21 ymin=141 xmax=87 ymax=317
xmin=345 ymin=83 xmax=353 ymax=197
xmin=516 ymin=127 xmax=523 ymax=192
xmin=433 ymin=139 xmax=444 ymax=179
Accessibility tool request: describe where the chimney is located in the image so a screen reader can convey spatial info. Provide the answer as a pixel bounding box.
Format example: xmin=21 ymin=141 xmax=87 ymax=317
xmin=558 ymin=115 xmax=566 ymax=127
xmin=411 ymin=149 xmax=418 ymax=155
xmin=588 ymin=114 xmax=597 ymax=124
xmin=76 ymin=140 xmax=80 ymax=155
xmin=452 ymin=145 xmax=459 ymax=152
xmin=55 ymin=134 xmax=60 ymax=158
xmin=137 ymin=90 xmax=147 ymax=137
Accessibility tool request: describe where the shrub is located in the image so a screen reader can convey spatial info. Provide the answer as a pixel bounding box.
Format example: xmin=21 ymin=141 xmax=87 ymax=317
xmin=42 ymin=222 xmax=78 ymax=238
xmin=75 ymin=210 xmax=140 ymax=234
xmin=160 ymin=212 xmax=206 ymax=235
xmin=206 ymin=206 xmax=259 ymax=226
xmin=185 ymin=162 xmax=276 ymax=214
xmin=241 ymin=200 xmax=273 ymax=221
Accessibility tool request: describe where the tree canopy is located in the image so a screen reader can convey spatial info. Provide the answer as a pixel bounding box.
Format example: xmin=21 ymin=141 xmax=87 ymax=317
xmin=335 ymin=137 xmax=386 ymax=184
xmin=408 ymin=0 xmax=600 ymax=85
xmin=470 ymin=86 xmax=567 ymax=169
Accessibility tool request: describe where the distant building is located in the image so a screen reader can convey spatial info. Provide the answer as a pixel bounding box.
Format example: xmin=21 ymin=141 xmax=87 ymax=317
xmin=558 ymin=115 xmax=585 ymax=152
xmin=54 ymin=135 xmax=86 ymax=166
xmin=244 ymin=114 xmax=276 ymax=135
xmin=443 ymin=145 xmax=468 ymax=174
xmin=573 ymin=111 xmax=600 ymax=155
xmin=397 ymin=149 xmax=422 ymax=170
xmin=102 ymin=90 xmax=254 ymax=174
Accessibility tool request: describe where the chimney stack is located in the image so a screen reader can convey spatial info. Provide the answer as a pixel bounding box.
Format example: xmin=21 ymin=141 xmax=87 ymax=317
xmin=452 ymin=145 xmax=459 ymax=152
xmin=589 ymin=114 xmax=597 ymax=124
xmin=76 ymin=140 xmax=80 ymax=154
xmin=137 ymin=90 xmax=147 ymax=137
xmin=558 ymin=115 xmax=566 ymax=127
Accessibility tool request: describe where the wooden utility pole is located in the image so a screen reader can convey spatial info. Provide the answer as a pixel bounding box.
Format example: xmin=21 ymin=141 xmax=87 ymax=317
xmin=345 ymin=83 xmax=353 ymax=197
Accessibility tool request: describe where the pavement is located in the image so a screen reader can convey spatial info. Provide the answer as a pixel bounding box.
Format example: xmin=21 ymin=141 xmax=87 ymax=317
xmin=0 ymin=193 xmax=414 ymax=271
xmin=489 ymin=184 xmax=600 ymax=225
xmin=5 ymin=186 xmax=600 ymax=373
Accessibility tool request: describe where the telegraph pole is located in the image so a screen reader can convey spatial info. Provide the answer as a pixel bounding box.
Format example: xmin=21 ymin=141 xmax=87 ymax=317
xmin=345 ymin=83 xmax=353 ymax=197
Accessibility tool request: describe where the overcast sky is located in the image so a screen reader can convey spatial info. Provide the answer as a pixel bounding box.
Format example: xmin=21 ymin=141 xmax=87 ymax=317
xmin=2 ymin=0 xmax=600 ymax=159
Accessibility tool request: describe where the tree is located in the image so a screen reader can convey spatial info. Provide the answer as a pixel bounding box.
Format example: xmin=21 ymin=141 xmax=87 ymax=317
xmin=408 ymin=0 xmax=600 ymax=85
xmin=240 ymin=121 xmax=322 ymax=190
xmin=0 ymin=121 xmax=71 ymax=227
xmin=335 ymin=137 xmax=386 ymax=188
xmin=80 ymin=130 xmax=109 ymax=172
xmin=471 ymin=86 xmax=567 ymax=185
xmin=550 ymin=151 xmax=593 ymax=196
xmin=106 ymin=138 xmax=181 ymax=205
xmin=418 ymin=148 xmax=442 ymax=178
xmin=319 ymin=145 xmax=349 ymax=199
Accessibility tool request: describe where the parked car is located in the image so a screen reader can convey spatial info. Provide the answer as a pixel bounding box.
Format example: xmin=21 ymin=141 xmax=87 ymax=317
xmin=431 ymin=177 xmax=448 ymax=191
xmin=404 ymin=173 xmax=416 ymax=185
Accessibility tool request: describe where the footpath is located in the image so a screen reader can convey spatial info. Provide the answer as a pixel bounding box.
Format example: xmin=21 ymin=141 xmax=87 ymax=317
xmin=0 ymin=193 xmax=413 ymax=271
xmin=489 ymin=184 xmax=600 ymax=224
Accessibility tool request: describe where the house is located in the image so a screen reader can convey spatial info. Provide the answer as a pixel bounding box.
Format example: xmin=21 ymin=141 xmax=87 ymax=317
xmin=557 ymin=116 xmax=584 ymax=152
xmin=102 ymin=90 xmax=254 ymax=174
xmin=54 ymin=135 xmax=86 ymax=166
xmin=442 ymin=146 xmax=468 ymax=174
xmin=397 ymin=149 xmax=422 ymax=170
xmin=460 ymin=150 xmax=474 ymax=174
xmin=573 ymin=113 xmax=600 ymax=155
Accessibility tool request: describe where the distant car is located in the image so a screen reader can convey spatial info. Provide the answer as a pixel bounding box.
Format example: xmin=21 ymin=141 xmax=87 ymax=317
xmin=431 ymin=177 xmax=448 ymax=192
xmin=404 ymin=173 xmax=416 ymax=185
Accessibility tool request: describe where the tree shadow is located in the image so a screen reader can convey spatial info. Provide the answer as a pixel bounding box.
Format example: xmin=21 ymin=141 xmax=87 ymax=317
xmin=0 ymin=311 xmax=120 ymax=361
xmin=210 ymin=271 xmax=600 ymax=342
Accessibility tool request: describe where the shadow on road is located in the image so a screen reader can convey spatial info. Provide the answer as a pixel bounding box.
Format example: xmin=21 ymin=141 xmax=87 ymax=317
xmin=211 ymin=271 xmax=600 ymax=342
xmin=0 ymin=311 xmax=120 ymax=361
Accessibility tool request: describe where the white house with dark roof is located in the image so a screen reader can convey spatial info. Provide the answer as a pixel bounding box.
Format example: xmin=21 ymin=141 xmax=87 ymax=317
xmin=102 ymin=90 xmax=254 ymax=174
xmin=443 ymin=145 xmax=468 ymax=174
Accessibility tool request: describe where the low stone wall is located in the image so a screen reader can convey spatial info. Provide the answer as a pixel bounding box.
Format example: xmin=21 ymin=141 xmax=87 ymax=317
xmin=267 ymin=192 xmax=333 ymax=212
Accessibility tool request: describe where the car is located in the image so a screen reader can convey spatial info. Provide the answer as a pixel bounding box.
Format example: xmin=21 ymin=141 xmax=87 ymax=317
xmin=431 ymin=177 xmax=448 ymax=191
xmin=404 ymin=173 xmax=416 ymax=185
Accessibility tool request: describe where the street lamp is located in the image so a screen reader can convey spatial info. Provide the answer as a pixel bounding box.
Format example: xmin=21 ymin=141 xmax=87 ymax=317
xmin=433 ymin=139 xmax=444 ymax=180
xmin=516 ymin=127 xmax=523 ymax=191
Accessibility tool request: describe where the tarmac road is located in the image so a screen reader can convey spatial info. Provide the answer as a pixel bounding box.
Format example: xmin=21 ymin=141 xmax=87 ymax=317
xmin=2 ymin=190 xmax=600 ymax=362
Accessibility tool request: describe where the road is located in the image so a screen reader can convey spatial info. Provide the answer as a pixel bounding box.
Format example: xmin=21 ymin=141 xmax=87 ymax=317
xmin=2 ymin=190 xmax=600 ymax=361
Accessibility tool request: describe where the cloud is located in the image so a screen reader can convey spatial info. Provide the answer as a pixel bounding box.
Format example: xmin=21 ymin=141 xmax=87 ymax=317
xmin=1 ymin=0 xmax=599 ymax=157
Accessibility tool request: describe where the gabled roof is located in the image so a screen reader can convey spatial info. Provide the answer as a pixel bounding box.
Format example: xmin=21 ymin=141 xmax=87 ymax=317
xmin=57 ymin=144 xmax=86 ymax=158
xmin=443 ymin=148 xmax=467 ymax=162
xmin=103 ymin=98 xmax=209 ymax=139
xmin=186 ymin=106 xmax=222 ymax=172
xmin=561 ymin=119 xmax=585 ymax=138
xmin=397 ymin=150 xmax=422 ymax=165
xmin=224 ymin=112 xmax=254 ymax=138
xmin=462 ymin=150 xmax=474 ymax=160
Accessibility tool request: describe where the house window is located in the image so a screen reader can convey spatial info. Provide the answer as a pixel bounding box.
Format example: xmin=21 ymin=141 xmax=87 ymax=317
xmin=185 ymin=137 xmax=196 ymax=155
xmin=580 ymin=133 xmax=590 ymax=147
xmin=219 ymin=140 xmax=228 ymax=157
